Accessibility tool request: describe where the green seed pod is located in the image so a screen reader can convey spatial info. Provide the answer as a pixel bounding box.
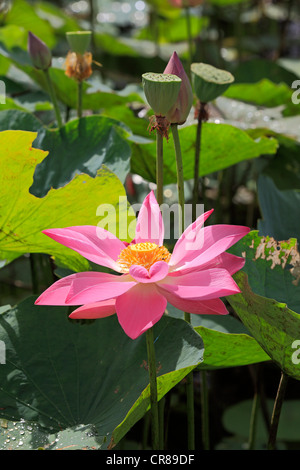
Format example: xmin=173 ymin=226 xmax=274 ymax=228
xmin=142 ymin=72 xmax=182 ymax=116
xmin=66 ymin=31 xmax=92 ymax=54
xmin=191 ymin=63 xmax=234 ymax=103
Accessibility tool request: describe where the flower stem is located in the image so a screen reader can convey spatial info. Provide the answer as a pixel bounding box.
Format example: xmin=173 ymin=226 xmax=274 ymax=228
xmin=267 ymin=371 xmax=289 ymax=450
xmin=146 ymin=327 xmax=160 ymax=450
xmin=200 ymin=370 xmax=210 ymax=450
xmin=171 ymin=122 xmax=195 ymax=450
xmin=192 ymin=111 xmax=202 ymax=221
xmin=158 ymin=397 xmax=165 ymax=450
xmin=77 ymin=80 xmax=83 ymax=118
xmin=29 ymin=254 xmax=39 ymax=295
xmin=184 ymin=5 xmax=193 ymax=72
xmin=192 ymin=102 xmax=208 ymax=219
xmin=44 ymin=69 xmax=63 ymax=128
xmin=248 ymin=390 xmax=259 ymax=450
xmin=190 ymin=107 xmax=210 ymax=451
xmin=171 ymin=124 xmax=185 ymax=236
xmin=156 ymin=131 xmax=164 ymax=207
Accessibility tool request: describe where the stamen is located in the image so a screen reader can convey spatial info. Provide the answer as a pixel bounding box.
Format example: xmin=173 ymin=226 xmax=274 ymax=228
xmin=118 ymin=242 xmax=171 ymax=273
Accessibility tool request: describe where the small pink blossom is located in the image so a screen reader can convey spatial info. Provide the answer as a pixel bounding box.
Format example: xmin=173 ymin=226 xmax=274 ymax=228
xmin=164 ymin=51 xmax=193 ymax=125
xmin=35 ymin=192 xmax=249 ymax=339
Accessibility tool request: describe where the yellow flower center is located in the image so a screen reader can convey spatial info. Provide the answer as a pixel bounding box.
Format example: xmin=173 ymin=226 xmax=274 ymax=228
xmin=118 ymin=242 xmax=171 ymax=273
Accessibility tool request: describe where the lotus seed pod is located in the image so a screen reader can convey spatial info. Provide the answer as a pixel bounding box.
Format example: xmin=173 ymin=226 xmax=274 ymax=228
xmin=66 ymin=31 xmax=92 ymax=55
xmin=142 ymin=72 xmax=182 ymax=116
xmin=164 ymin=51 xmax=193 ymax=125
xmin=28 ymin=32 xmax=52 ymax=71
xmin=191 ymin=63 xmax=234 ymax=103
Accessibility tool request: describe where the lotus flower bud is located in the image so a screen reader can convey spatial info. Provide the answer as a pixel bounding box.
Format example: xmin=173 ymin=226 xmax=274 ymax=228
xmin=28 ymin=32 xmax=52 ymax=71
xmin=163 ymin=51 xmax=193 ymax=125
xmin=191 ymin=62 xmax=234 ymax=103
xmin=142 ymin=72 xmax=182 ymax=117
xmin=66 ymin=31 xmax=92 ymax=55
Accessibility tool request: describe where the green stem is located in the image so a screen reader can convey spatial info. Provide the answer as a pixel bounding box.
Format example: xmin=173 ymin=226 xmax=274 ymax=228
xmin=171 ymin=124 xmax=185 ymax=236
xmin=44 ymin=69 xmax=63 ymax=128
xmin=171 ymin=122 xmax=195 ymax=450
xmin=184 ymin=5 xmax=193 ymax=72
xmin=235 ymin=2 xmax=243 ymax=65
xmin=142 ymin=412 xmax=150 ymax=450
xmin=88 ymin=0 xmax=96 ymax=53
xmin=29 ymin=254 xmax=39 ymax=295
xmin=150 ymin=8 xmax=160 ymax=57
xmin=156 ymin=131 xmax=164 ymax=207
xmin=158 ymin=397 xmax=165 ymax=450
xmin=186 ymin=372 xmax=195 ymax=450
xmin=192 ymin=102 xmax=208 ymax=217
xmin=248 ymin=391 xmax=259 ymax=450
xmin=146 ymin=327 xmax=160 ymax=450
xmin=77 ymin=80 xmax=83 ymax=119
xmin=191 ymin=108 xmax=210 ymax=451
xmin=200 ymin=370 xmax=209 ymax=450
xmin=267 ymin=371 xmax=289 ymax=450
xmin=192 ymin=111 xmax=202 ymax=221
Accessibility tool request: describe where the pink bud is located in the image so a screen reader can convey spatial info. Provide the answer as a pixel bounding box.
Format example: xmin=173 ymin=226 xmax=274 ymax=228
xmin=163 ymin=51 xmax=193 ymax=125
xmin=28 ymin=32 xmax=52 ymax=71
xmin=169 ymin=0 xmax=204 ymax=7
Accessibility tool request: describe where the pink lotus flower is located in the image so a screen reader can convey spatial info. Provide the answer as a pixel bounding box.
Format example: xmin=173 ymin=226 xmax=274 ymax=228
xmin=35 ymin=192 xmax=249 ymax=339
xmin=164 ymin=51 xmax=193 ymax=125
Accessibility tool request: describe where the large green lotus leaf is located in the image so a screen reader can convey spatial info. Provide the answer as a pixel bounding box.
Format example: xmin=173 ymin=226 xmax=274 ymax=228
xmin=31 ymin=114 xmax=132 ymax=196
xmin=0 ymin=297 xmax=204 ymax=449
xmin=103 ymin=105 xmax=152 ymax=140
xmin=165 ymin=304 xmax=270 ymax=370
xmin=228 ymin=231 xmax=300 ymax=378
xmin=257 ymin=174 xmax=300 ymax=242
xmin=34 ymin=1 xmax=81 ymax=36
xmin=247 ymin=129 xmax=300 ymax=191
xmin=137 ymin=15 xmax=208 ymax=43
xmin=0 ymin=109 xmax=49 ymax=136
xmin=223 ymin=79 xmax=293 ymax=108
xmin=228 ymin=271 xmax=300 ymax=380
xmin=143 ymin=0 xmax=181 ymax=18
xmin=94 ymin=32 xmax=139 ymax=58
xmin=195 ymin=327 xmax=270 ymax=370
xmin=233 ymin=59 xmax=299 ymax=85
xmin=130 ymin=123 xmax=278 ymax=184
xmin=0 ymin=54 xmax=10 ymax=74
xmin=0 ymin=97 xmax=25 ymax=112
xmin=0 ymin=93 xmax=52 ymax=113
xmin=0 ymin=420 xmax=103 ymax=450
xmin=229 ymin=231 xmax=300 ymax=315
xmin=25 ymin=67 xmax=143 ymax=112
xmin=223 ymin=399 xmax=300 ymax=444
xmin=4 ymin=0 xmax=56 ymax=48
xmin=255 ymin=130 xmax=300 ymax=240
xmin=0 ymin=110 xmax=132 ymax=196
xmin=0 ymin=130 xmax=133 ymax=271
